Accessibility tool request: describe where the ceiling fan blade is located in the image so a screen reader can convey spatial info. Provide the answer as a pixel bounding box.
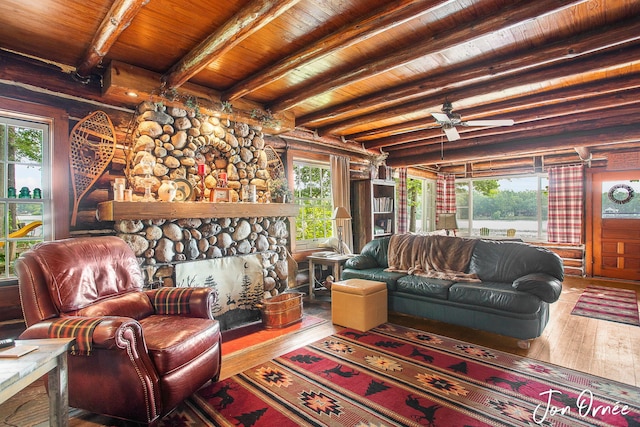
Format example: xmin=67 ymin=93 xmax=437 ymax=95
xmin=442 ymin=125 xmax=460 ymax=141
xmin=431 ymin=112 xmax=452 ymax=124
xmin=463 ymin=119 xmax=514 ymax=127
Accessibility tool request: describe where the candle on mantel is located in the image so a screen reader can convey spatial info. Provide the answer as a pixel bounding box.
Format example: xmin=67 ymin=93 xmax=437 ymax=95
xmin=196 ymin=163 xmax=206 ymax=201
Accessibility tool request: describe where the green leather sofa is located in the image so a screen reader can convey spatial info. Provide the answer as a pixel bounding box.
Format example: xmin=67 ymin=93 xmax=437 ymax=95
xmin=341 ymin=235 xmax=564 ymax=345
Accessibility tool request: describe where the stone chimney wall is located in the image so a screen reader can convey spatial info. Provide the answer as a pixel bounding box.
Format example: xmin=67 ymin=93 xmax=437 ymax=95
xmin=130 ymin=101 xmax=273 ymax=202
xmin=112 ymin=101 xmax=292 ymax=297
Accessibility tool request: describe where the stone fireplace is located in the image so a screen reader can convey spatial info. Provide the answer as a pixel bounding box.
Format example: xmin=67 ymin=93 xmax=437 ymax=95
xmin=96 ymin=101 xmax=297 ymax=329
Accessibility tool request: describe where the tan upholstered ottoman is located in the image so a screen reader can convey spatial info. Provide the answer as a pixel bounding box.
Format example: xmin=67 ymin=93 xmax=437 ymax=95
xmin=331 ymin=279 xmax=387 ymax=331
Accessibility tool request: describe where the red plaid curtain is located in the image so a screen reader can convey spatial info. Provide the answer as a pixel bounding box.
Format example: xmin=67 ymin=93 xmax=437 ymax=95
xmin=436 ymin=173 xmax=456 ymax=218
xmin=397 ymin=168 xmax=407 ymax=234
xmin=548 ymin=164 xmax=583 ymax=244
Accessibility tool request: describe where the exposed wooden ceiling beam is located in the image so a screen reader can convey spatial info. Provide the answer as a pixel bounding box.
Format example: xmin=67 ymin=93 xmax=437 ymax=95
xmin=162 ymin=0 xmax=302 ymax=90
xmin=104 ymin=61 xmax=295 ymax=133
xmin=318 ymin=43 xmax=640 ymax=136
xmin=222 ymin=0 xmax=449 ymax=101
xmin=376 ymin=84 xmax=640 ymax=151
xmin=357 ymin=72 xmax=640 ymax=146
xmin=268 ymin=0 xmax=582 ymax=112
xmin=300 ymin=17 xmax=640 ymax=129
xmin=276 ymin=128 xmax=369 ymax=157
xmin=387 ymin=103 xmax=640 ymax=161
xmin=0 ymin=50 xmax=119 ymax=107
xmin=75 ymin=0 xmax=150 ymax=79
xmin=346 ymin=118 xmax=434 ymax=141
xmin=443 ymin=158 xmax=607 ymax=177
xmin=471 ymin=157 xmax=539 ymax=171
xmin=4 ymin=0 xmax=640 ymax=177
xmin=386 ymin=123 xmax=640 ymax=167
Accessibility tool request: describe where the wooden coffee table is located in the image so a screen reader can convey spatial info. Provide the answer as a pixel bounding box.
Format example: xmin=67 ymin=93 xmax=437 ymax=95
xmin=0 ymin=338 xmax=75 ymax=427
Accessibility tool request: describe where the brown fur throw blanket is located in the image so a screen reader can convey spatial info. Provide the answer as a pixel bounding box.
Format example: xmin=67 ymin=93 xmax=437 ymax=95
xmin=385 ymin=234 xmax=481 ymax=282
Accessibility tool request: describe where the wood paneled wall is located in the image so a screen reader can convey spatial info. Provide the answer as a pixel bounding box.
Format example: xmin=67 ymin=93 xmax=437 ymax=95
xmin=538 ymin=243 xmax=586 ymax=277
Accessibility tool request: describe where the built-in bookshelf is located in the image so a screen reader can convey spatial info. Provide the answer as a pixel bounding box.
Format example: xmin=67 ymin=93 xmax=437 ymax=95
xmin=373 ymin=196 xmax=394 ymax=213
xmin=351 ymin=179 xmax=396 ymax=252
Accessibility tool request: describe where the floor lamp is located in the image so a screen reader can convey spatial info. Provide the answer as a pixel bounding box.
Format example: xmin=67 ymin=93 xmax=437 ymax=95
xmin=436 ymin=213 xmax=458 ymax=236
xmin=332 ymin=206 xmax=351 ymax=255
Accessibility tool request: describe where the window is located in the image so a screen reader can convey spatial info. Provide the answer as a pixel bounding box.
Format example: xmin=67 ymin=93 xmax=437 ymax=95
xmin=293 ymin=161 xmax=332 ymax=249
xmin=399 ymin=176 xmax=435 ymax=233
xmin=0 ymin=115 xmax=51 ymax=280
xmin=456 ymin=175 xmax=548 ymax=240
xmin=602 ymin=180 xmax=640 ymax=218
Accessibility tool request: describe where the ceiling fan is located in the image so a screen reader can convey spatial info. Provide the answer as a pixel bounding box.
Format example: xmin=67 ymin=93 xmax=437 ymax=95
xmin=431 ymin=100 xmax=514 ymax=141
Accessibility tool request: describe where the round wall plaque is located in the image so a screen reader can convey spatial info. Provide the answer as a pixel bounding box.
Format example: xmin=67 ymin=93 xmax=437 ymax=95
xmin=607 ymin=184 xmax=634 ymax=205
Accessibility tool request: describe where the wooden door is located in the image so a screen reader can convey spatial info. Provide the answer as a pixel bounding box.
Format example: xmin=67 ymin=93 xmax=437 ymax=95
xmin=591 ymin=171 xmax=640 ymax=280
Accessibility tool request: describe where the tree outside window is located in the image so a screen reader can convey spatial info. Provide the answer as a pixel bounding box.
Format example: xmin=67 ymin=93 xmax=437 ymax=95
xmin=0 ymin=117 xmax=48 ymax=280
xmin=456 ymin=176 xmax=548 ymax=240
xmin=398 ymin=177 xmax=434 ymax=233
xmin=293 ymin=162 xmax=333 ymax=249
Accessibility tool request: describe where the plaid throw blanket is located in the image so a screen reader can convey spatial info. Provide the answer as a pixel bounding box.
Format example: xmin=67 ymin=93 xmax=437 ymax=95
xmin=152 ymin=287 xmax=196 ymax=315
xmin=48 ymin=317 xmax=103 ymax=356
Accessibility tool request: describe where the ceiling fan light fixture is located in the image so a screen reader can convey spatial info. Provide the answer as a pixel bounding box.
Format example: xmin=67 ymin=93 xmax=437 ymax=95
xmin=431 ymin=100 xmax=513 ymax=142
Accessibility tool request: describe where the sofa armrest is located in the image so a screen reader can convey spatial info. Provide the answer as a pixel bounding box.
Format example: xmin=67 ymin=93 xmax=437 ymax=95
xmin=18 ymin=316 xmax=144 ymax=352
xmin=145 ymin=287 xmax=216 ymax=319
xmin=512 ymin=273 xmax=563 ymax=303
xmin=345 ymin=254 xmax=380 ymax=270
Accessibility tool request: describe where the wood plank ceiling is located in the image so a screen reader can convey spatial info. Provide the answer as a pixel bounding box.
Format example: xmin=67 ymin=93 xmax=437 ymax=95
xmin=1 ymin=0 xmax=639 ymax=176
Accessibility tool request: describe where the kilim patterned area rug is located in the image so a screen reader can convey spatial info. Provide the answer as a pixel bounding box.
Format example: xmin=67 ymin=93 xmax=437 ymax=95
xmin=172 ymin=323 xmax=640 ymax=427
xmin=571 ymin=285 xmax=640 ymax=326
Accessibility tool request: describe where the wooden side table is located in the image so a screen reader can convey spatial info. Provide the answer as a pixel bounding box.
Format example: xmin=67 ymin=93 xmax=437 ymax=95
xmin=0 ymin=338 xmax=75 ymax=427
xmin=307 ymin=253 xmax=354 ymax=300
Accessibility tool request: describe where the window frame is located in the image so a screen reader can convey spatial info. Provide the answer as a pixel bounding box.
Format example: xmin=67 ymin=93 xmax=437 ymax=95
xmin=0 ymin=99 xmax=69 ymax=284
xmin=455 ymin=174 xmax=549 ymax=241
xmin=293 ymin=159 xmax=333 ymax=251
xmin=403 ymin=175 xmax=436 ymax=233
xmin=0 ymin=116 xmax=50 ymax=280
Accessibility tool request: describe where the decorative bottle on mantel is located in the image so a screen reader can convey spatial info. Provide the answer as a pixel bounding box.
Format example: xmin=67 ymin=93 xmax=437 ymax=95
xmin=158 ymin=180 xmax=177 ymax=202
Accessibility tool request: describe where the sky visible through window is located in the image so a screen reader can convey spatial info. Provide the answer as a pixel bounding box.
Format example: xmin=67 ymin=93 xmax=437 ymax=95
xmin=14 ymin=164 xmax=42 ymax=193
xmin=498 ymin=176 xmax=538 ymax=191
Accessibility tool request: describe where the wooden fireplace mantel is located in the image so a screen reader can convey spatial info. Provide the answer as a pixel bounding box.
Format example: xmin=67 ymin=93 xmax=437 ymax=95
xmin=96 ymin=201 xmax=299 ymax=221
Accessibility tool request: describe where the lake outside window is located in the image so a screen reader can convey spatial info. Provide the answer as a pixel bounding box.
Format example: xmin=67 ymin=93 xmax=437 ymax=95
xmin=456 ymin=175 xmax=549 ymax=240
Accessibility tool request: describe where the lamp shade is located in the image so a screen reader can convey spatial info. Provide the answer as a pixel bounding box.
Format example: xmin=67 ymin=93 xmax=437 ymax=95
xmin=332 ymin=206 xmax=351 ymax=220
xmin=436 ymin=213 xmax=458 ymax=230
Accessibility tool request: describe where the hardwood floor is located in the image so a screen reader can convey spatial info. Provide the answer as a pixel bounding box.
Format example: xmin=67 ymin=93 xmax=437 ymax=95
xmin=1 ymin=275 xmax=638 ymax=426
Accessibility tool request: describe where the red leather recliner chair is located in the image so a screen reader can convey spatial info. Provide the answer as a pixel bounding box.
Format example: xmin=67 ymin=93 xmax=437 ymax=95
xmin=15 ymin=236 xmax=222 ymax=425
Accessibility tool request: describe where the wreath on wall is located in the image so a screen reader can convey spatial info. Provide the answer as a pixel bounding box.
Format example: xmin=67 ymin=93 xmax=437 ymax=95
xmin=607 ymin=184 xmax=634 ymax=205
